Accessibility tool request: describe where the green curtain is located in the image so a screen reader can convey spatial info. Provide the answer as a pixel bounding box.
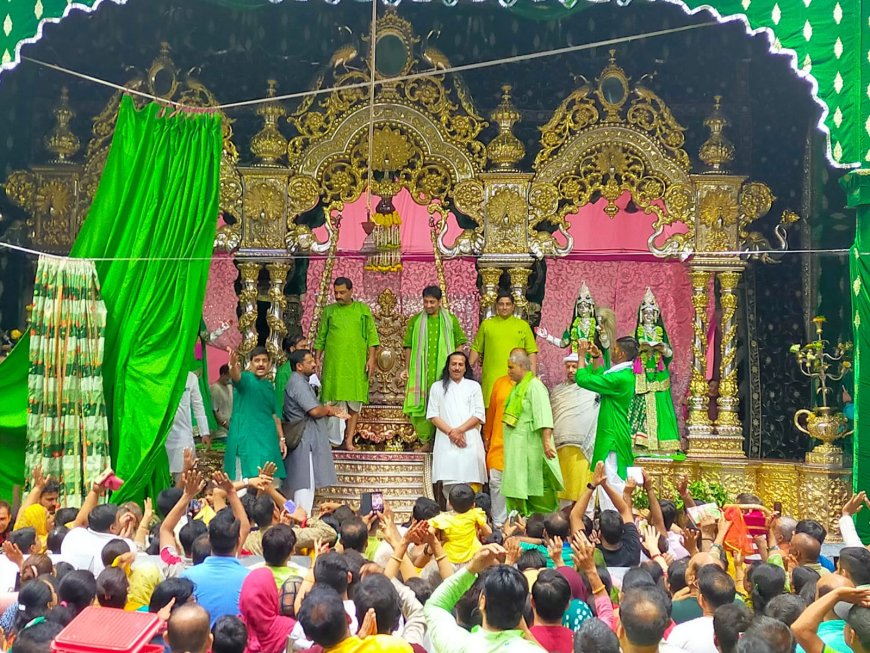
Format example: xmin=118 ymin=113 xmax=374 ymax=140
xmin=846 ymin=171 xmax=870 ymax=540
xmin=26 ymin=256 xmax=110 ymax=504
xmin=0 ymin=334 xmax=28 ymax=501
xmin=70 ymin=95 xmax=222 ymax=503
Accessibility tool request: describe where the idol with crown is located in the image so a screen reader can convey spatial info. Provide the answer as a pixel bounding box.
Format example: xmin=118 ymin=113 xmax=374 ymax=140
xmin=536 ymin=281 xmax=616 ymax=366
xmin=628 ymin=287 xmax=681 ymax=453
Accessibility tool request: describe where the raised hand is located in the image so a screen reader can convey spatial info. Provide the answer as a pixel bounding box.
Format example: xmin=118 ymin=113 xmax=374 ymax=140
xmin=212 ymin=470 xmax=234 ymax=494
xmin=467 ymin=543 xmax=507 ymax=574
xmin=183 ymin=469 xmax=205 ymax=496
xmin=258 ymin=461 xmax=278 ymax=480
xmin=570 ymin=531 xmax=596 ymax=572
xmin=2 ymin=542 xmax=23 ymax=568
xmin=546 ymin=535 xmax=565 ymax=567
xmin=676 ymin=476 xmax=689 ymax=497
xmin=227 ymin=348 xmax=240 ymax=369
xmin=843 ymin=491 xmax=868 ymax=517
xmin=641 ymin=523 xmax=661 ymax=556
xmin=591 ymin=461 xmax=606 ymax=487
xmin=182 ymin=448 xmax=196 ymax=475
xmin=358 ymin=608 xmax=378 ymax=639
xmin=505 ymin=537 xmax=521 ymax=566
xmin=142 ymin=498 xmax=154 ymax=525
xmin=31 ymin=465 xmax=47 ymax=489
xmin=534 ymin=326 xmax=549 ymax=339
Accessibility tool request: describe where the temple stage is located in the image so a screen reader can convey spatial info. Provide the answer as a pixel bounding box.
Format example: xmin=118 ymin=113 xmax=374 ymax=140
xmin=314 ymin=451 xmax=851 ymax=541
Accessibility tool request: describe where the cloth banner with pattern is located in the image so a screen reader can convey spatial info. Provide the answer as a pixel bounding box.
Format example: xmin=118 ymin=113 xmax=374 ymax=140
xmin=26 ymin=255 xmax=110 ymax=503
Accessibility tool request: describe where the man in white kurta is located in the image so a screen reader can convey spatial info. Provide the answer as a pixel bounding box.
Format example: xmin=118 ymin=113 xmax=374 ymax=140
xmin=426 ymin=352 xmax=487 ymax=500
xmin=210 ymin=364 xmax=233 ymax=439
xmin=551 ymin=353 xmax=600 ymax=507
xmin=166 ymin=371 xmax=210 ymax=480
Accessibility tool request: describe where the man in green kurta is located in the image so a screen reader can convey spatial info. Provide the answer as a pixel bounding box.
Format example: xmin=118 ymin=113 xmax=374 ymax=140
xmin=224 ymin=345 xmax=286 ymax=481
xmin=574 ymin=336 xmax=638 ymax=511
xmin=313 ymin=277 xmax=380 ymax=451
xmin=501 ymin=348 xmax=564 ymax=516
xmin=469 ymin=291 xmax=538 ymax=406
xmin=402 ymin=285 xmax=467 ymax=450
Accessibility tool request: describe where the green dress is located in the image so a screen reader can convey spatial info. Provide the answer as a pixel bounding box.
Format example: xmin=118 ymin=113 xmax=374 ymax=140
xmin=472 ymin=315 xmax=538 ymax=406
xmin=502 ymin=377 xmax=564 ymax=515
xmin=402 ymin=310 xmax=467 ymax=442
xmin=314 ymin=301 xmax=380 ymax=403
xmin=223 ymin=371 xmax=285 ymax=479
xmin=628 ymin=323 xmax=681 ymax=452
xmin=575 ymin=363 xmax=635 ymax=478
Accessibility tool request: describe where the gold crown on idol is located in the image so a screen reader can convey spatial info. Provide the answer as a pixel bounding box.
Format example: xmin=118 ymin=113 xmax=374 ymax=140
xmin=575 ymin=281 xmax=595 ymax=307
xmin=640 ymin=287 xmax=660 ymax=316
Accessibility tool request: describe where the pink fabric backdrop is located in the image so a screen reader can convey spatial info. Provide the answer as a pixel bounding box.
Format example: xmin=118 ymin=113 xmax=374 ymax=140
xmin=537 ymin=259 xmax=693 ymax=431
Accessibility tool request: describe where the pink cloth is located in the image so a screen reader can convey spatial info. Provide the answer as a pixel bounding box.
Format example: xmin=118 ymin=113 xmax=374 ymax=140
xmin=240 ymin=568 xmax=296 ymax=653
xmin=594 ymin=592 xmax=616 ymax=630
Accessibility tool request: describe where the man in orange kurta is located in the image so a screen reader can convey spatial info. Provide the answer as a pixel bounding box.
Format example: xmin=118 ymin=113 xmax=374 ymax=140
xmin=482 ymin=374 xmax=515 ymax=527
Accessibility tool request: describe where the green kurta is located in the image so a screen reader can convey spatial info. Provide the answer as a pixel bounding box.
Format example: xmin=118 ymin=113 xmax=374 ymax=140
xmin=274 ymin=360 xmax=292 ymax=416
xmin=629 ymin=325 xmax=680 ymax=452
xmin=472 ymin=315 xmax=538 ymax=406
xmin=502 ymin=377 xmax=564 ymax=516
xmin=402 ymin=310 xmax=467 ymax=442
xmin=223 ymin=371 xmax=285 ymax=479
xmin=575 ymin=363 xmax=635 ymax=478
xmin=314 ymin=301 xmax=380 ymax=403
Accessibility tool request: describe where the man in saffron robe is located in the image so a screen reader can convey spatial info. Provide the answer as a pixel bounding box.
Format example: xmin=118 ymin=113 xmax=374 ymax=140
xmin=403 ymin=285 xmax=467 ymax=450
xmin=482 ymin=374 xmax=515 ymax=527
xmin=314 ymin=277 xmax=380 ymax=451
xmin=574 ymin=336 xmax=638 ymax=511
xmin=469 ymin=291 xmax=538 ymax=406
xmin=501 ymin=348 xmax=563 ymax=515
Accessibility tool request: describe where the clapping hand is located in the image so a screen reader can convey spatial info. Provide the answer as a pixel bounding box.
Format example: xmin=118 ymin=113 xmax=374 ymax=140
xmin=591 ymin=461 xmax=606 ymax=487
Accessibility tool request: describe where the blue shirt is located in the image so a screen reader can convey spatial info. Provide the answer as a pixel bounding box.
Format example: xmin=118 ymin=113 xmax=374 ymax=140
xmin=795 ymin=620 xmax=851 ymax=653
xmin=182 ymin=556 xmax=249 ymax=625
xmin=820 ymin=554 xmax=836 ymax=573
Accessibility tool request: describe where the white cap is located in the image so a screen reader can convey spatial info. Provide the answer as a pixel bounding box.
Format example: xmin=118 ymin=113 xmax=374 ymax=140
xmin=563 ymin=353 xmax=579 ymax=363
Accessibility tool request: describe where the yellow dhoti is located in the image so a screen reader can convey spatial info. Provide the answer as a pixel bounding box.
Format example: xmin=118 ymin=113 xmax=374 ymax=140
xmin=557 ymin=445 xmax=592 ymax=501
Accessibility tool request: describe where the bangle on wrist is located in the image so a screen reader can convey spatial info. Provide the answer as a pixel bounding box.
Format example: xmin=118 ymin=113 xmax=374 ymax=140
xmin=435 ymin=554 xmax=447 ymax=562
xmin=591 ymin=585 xmax=607 ymax=595
xmin=390 ymin=555 xmax=403 ymax=563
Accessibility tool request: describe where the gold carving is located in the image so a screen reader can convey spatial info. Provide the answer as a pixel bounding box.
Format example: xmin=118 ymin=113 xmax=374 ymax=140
xmin=237 ymin=262 xmax=262 ymax=357
xmin=250 ymin=80 xmax=288 ymax=166
xmin=715 ymin=270 xmax=744 ymax=444
xmin=479 ymin=267 xmax=503 ymax=318
xmin=243 ymin=179 xmax=286 ymax=249
xmin=356 ymin=406 xmax=417 ymax=449
xmin=699 ymin=96 xmax=735 ymax=171
xmin=698 ymin=188 xmax=739 ymax=252
xmin=484 ymin=188 xmax=528 ymax=254
xmin=487 ymin=85 xmax=525 ymax=170
xmin=686 ymin=269 xmax=713 ymax=440
xmin=508 ymin=267 xmax=532 ymax=316
xmin=44 ymin=87 xmax=80 ymax=162
xmin=266 ymin=262 xmax=291 ymax=366
xmin=368 ymin=289 xmax=407 ymax=406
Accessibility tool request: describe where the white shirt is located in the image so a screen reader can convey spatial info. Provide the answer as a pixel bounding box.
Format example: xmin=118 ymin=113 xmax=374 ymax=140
xmin=210 ymin=380 xmax=233 ymax=437
xmin=667 ymin=615 xmax=717 ymax=653
xmin=551 ymin=381 xmax=599 ymax=459
xmin=60 ymin=527 xmax=135 ymax=573
xmin=426 ymin=377 xmax=487 ymax=485
xmin=166 ymin=372 xmax=209 ymax=473
xmin=0 ymin=555 xmax=19 ymax=593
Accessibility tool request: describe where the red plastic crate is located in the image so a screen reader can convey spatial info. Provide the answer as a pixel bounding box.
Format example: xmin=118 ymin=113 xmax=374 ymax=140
xmin=52 ymin=607 xmax=163 ymax=653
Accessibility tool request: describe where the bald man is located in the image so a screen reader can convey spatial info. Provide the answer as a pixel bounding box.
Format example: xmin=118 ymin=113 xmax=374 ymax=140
xmin=790 ymin=533 xmax=830 ymax=576
xmin=799 ymin=573 xmax=855 ymax=653
xmin=672 ymin=552 xmax=725 ymax=624
xmin=166 ymin=605 xmax=213 ymax=653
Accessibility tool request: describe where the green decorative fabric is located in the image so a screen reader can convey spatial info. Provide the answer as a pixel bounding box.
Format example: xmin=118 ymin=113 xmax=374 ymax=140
xmin=845 ymin=171 xmax=870 ymax=541
xmin=0 ymin=0 xmax=865 ymax=168
xmin=70 ymin=95 xmax=222 ymax=503
xmin=0 ymin=334 xmax=28 ymax=501
xmin=26 ymin=255 xmax=110 ymax=503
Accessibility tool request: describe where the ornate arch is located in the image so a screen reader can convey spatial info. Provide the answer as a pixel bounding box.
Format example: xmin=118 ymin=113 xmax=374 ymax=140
xmin=533 ymin=52 xmax=695 ymax=258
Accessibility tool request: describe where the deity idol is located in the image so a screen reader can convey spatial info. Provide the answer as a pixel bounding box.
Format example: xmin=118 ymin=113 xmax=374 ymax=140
xmin=536 ymin=281 xmax=615 ymax=366
xmin=628 ymin=287 xmax=681 ymax=453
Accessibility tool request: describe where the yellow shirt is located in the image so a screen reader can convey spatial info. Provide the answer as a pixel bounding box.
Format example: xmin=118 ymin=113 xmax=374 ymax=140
xmin=471 ymin=315 xmax=537 ymax=405
xmin=430 ymin=508 xmax=488 ymax=564
xmin=326 ymin=635 xmax=412 ymax=653
xmin=482 ymin=375 xmax=514 ymax=472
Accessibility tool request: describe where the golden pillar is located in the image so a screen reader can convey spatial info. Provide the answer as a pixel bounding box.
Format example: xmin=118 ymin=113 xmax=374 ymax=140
xmin=686 ymin=268 xmax=713 ymax=446
xmin=714 ymin=269 xmax=744 ymax=449
xmin=237 ymin=261 xmax=262 ymax=358
xmin=479 ymin=267 xmax=503 ymax=319
xmin=266 ymin=262 xmax=291 ymax=367
xmin=507 ymin=267 xmax=532 ymax=317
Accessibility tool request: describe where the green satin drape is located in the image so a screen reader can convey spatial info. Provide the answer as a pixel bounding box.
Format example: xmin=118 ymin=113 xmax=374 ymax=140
xmin=0 ymin=334 xmax=29 ymax=501
xmin=70 ymin=96 xmax=222 ymax=503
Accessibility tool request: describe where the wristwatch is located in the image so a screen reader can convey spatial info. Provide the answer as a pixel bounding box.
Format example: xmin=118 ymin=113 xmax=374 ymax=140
xmin=586 ymin=482 xmax=595 ymax=490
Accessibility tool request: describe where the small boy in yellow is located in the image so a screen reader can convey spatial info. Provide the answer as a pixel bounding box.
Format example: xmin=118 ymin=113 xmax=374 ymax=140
xmin=429 ymin=484 xmax=492 ymax=564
